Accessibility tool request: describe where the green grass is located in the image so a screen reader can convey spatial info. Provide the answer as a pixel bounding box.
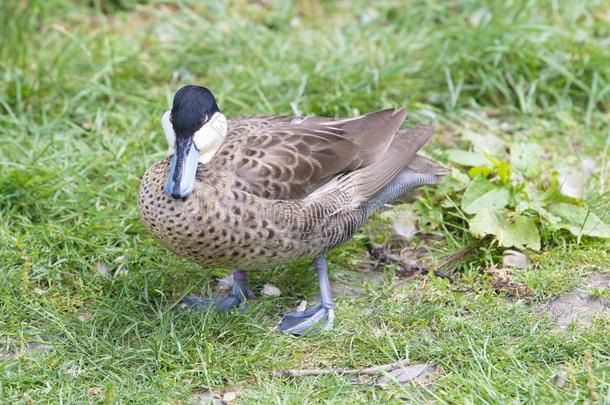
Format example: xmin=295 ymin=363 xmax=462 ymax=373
xmin=1 ymin=0 xmax=609 ymax=403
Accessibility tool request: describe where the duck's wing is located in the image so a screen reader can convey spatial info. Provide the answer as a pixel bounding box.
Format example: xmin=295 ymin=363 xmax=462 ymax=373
xmin=210 ymin=108 xmax=407 ymax=199
xmin=305 ymin=125 xmax=448 ymax=207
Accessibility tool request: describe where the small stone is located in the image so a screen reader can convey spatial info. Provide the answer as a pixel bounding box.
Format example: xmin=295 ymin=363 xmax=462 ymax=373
xmin=558 ymin=169 xmax=587 ymax=199
xmin=289 ymin=17 xmax=300 ymax=28
xmin=502 ymin=250 xmax=529 ymax=269
xmin=581 ymin=157 xmax=596 ymax=176
xmin=171 ymin=69 xmax=195 ymax=84
xmin=295 ymin=300 xmax=308 ymax=312
xmin=262 ymin=283 xmax=281 ymax=297
xmin=360 ymin=9 xmax=379 ymax=24
xmin=222 ymin=391 xmax=237 ymax=402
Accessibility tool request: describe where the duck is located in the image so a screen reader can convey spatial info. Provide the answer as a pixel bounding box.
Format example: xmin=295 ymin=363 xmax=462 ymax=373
xmin=138 ymin=85 xmax=446 ymax=335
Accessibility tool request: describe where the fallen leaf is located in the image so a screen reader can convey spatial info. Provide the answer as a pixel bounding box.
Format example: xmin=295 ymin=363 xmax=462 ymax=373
xmin=94 ymin=262 xmax=109 ymax=277
xmin=262 ymin=283 xmax=281 ymax=297
xmin=0 ymin=342 xmax=53 ymax=360
xmin=487 ymin=267 xmax=534 ymax=299
xmin=77 ymin=312 xmax=92 ymax=322
xmin=216 ymin=275 xmax=234 ymax=291
xmin=502 ymin=250 xmax=529 ymax=269
xmin=87 ymin=387 xmax=103 ymax=403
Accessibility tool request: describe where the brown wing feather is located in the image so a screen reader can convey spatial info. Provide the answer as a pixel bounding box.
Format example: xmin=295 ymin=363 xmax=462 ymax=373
xmin=210 ymin=108 xmax=406 ymax=199
xmin=305 ymin=124 xmax=440 ymax=206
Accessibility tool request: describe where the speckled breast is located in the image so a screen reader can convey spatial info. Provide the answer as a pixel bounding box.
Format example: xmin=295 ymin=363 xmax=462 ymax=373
xmin=137 ymin=160 xmax=323 ymax=270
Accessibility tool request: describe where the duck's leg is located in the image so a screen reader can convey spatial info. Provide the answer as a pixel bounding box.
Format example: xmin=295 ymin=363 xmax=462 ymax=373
xmin=180 ymin=271 xmax=255 ymax=313
xmin=278 ymin=256 xmax=335 ymax=336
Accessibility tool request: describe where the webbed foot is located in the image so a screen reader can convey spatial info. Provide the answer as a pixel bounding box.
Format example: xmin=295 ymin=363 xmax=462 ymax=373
xmin=279 ymin=256 xmax=336 ymax=336
xmin=278 ymin=304 xmax=335 ymax=336
xmin=180 ymin=271 xmax=255 ymax=313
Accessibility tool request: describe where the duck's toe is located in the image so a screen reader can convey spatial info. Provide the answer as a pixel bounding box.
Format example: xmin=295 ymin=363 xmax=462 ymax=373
xmin=180 ymin=294 xmax=246 ymax=313
xmin=180 ymin=285 xmax=255 ymax=313
xmin=179 ymin=271 xmax=255 ymax=313
xmin=278 ymin=305 xmax=335 ymax=336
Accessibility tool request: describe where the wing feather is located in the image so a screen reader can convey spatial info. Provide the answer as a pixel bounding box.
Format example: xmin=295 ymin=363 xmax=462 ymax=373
xmin=210 ymin=108 xmax=407 ymax=199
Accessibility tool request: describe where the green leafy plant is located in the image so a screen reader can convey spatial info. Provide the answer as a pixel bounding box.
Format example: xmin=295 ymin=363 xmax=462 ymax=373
xmin=445 ymin=140 xmax=610 ymax=251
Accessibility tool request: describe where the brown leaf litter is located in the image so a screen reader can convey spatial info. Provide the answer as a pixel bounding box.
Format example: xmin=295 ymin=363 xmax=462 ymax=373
xmin=486 ymin=267 xmax=534 ymax=299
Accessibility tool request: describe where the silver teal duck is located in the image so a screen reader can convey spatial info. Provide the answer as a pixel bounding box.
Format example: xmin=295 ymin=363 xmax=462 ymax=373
xmin=138 ymin=85 xmax=447 ymax=335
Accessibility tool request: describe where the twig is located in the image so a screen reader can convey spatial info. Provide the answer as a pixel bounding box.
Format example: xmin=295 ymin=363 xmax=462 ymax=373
xmin=270 ymin=359 xmax=411 ymax=378
xmin=430 ymin=235 xmax=492 ymax=277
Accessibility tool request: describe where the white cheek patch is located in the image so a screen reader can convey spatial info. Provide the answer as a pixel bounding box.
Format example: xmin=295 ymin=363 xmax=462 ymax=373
xmin=192 ymin=112 xmax=228 ymax=164
xmin=161 ymin=110 xmax=175 ymax=156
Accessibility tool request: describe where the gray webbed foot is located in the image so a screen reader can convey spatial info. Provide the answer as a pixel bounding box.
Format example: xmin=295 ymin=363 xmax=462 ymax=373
xmin=180 ymin=271 xmax=254 ymax=313
xmin=279 ymin=256 xmax=336 ymax=336
xmin=278 ymin=304 xmax=335 ymax=336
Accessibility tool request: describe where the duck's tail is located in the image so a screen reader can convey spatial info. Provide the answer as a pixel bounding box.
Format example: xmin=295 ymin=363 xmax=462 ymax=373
xmin=362 ymin=154 xmax=447 ymax=217
xmin=349 ymin=124 xmax=447 ymax=211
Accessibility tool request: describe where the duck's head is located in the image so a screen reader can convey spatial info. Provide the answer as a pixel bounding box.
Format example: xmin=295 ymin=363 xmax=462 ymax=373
xmin=161 ymin=85 xmax=227 ymax=199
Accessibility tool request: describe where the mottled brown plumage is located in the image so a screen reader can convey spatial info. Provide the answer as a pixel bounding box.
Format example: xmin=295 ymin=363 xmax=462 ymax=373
xmin=138 ymin=109 xmax=446 ymax=271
